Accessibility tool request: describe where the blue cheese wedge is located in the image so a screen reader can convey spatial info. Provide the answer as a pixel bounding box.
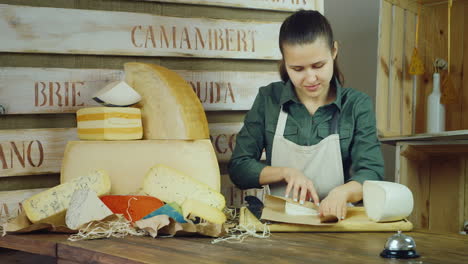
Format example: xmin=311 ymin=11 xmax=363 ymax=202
xmin=22 ymin=170 xmax=111 ymax=226
xmin=65 ymin=189 xmax=113 ymax=230
xmin=143 ymin=164 xmax=225 ymax=210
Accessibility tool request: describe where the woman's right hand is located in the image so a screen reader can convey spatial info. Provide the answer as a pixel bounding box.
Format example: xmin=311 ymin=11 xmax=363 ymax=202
xmin=282 ymin=168 xmax=320 ymax=205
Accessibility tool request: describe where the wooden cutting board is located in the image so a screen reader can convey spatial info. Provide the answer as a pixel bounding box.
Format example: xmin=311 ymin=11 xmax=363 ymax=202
xmin=239 ymin=207 xmax=413 ymax=232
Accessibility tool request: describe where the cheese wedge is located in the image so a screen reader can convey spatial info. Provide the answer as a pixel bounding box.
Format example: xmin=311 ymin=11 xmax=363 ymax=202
xmin=182 ymin=199 xmax=226 ymax=225
xmin=61 ymin=140 xmax=220 ymax=193
xmin=143 ymin=164 xmax=225 ymax=210
xmin=76 ymin=107 xmax=143 ymax=140
xmin=93 ymin=80 xmax=142 ymax=107
xmin=65 ymin=189 xmax=113 ymax=230
xmin=23 ymin=170 xmax=111 ymax=225
xmin=285 ymin=202 xmax=318 ymax=216
xmin=100 ymin=195 xmax=164 ymax=222
xmin=363 ymin=180 xmax=414 ymax=222
xmin=124 ymin=62 xmax=209 ymax=140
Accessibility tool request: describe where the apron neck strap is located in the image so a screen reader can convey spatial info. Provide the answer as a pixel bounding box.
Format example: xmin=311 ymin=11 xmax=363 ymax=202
xmin=275 ymin=106 xmax=288 ymax=136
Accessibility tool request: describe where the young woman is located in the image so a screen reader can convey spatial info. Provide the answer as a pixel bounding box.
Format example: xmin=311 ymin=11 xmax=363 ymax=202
xmin=228 ymin=10 xmax=384 ymax=220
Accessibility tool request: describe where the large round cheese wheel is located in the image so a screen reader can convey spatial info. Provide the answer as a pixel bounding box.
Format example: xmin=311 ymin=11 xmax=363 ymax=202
xmin=363 ymin=181 xmax=414 ymax=222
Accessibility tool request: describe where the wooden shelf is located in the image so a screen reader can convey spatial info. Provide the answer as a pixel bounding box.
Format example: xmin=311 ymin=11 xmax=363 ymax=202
xmin=379 ymin=130 xmax=468 ymax=145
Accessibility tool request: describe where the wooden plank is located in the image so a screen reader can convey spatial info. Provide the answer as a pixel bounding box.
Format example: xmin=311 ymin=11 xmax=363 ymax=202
xmin=384 ymin=0 xmax=419 ymax=14
xmin=0 ymin=67 xmax=277 ymax=114
xmin=402 ymin=11 xmax=416 ymax=136
xmin=379 ymin=129 xmax=468 ymax=145
xmin=0 ymin=234 xmax=65 ymax=257
xmin=0 ymin=123 xmax=244 ymax=177
xmin=139 ymin=0 xmax=319 ymax=12
xmin=0 ymin=4 xmax=282 ymax=60
xmin=463 ymin=2 xmax=468 ymax=129
xmin=376 ymin=0 xmax=393 ymax=136
xmin=465 ymin=155 xmax=468 ymax=227
xmin=398 ymin=143 xmax=430 ymax=229
xmin=0 ymin=128 xmax=77 ymax=177
xmin=429 ymin=155 xmax=463 ymax=233
xmin=389 ymin=5 xmax=405 ymax=135
xmin=0 ymin=188 xmax=47 ymax=219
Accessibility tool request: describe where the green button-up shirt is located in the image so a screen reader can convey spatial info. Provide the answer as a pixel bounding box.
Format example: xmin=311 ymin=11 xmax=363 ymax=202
xmin=228 ymin=80 xmax=384 ymax=190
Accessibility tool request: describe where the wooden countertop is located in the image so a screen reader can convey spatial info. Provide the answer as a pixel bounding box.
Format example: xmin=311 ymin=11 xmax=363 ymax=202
xmin=1 ymin=231 xmax=467 ymax=264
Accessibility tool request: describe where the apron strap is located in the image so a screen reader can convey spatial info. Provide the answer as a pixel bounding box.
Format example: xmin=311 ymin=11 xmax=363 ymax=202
xmin=275 ymin=106 xmax=288 ymax=137
xmin=329 ymin=109 xmax=340 ymax=135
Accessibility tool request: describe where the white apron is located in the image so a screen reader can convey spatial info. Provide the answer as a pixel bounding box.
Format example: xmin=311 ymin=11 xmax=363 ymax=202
xmin=268 ymin=107 xmax=344 ymax=200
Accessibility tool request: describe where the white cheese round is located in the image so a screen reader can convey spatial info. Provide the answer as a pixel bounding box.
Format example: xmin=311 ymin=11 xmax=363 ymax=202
xmin=93 ymin=81 xmax=141 ymax=107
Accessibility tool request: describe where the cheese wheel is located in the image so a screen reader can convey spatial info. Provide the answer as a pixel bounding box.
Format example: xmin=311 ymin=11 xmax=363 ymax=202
xmin=92 ymin=81 xmax=142 ymax=107
xmin=60 ymin=140 xmax=221 ymax=194
xmin=76 ymin=107 xmax=143 ymax=140
xmin=23 ymin=170 xmax=111 ymax=225
xmin=124 ymin=62 xmax=209 ymax=140
xmin=363 ymin=181 xmax=414 ymax=222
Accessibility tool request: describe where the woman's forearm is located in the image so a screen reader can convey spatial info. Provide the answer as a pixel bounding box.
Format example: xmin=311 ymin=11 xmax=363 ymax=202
xmin=329 ymin=180 xmax=363 ymax=203
xmin=258 ymin=166 xmax=287 ymax=185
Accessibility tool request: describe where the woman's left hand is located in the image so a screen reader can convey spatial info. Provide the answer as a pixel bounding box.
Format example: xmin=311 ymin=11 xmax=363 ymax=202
xmin=318 ymin=188 xmax=349 ymax=220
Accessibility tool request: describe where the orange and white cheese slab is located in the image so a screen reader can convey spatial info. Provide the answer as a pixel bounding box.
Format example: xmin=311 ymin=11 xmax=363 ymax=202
xmin=76 ymin=107 xmax=143 ymax=140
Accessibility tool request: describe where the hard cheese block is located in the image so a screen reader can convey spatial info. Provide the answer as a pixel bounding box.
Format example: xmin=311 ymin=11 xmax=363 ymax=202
xmin=65 ymin=189 xmax=113 ymax=230
xmin=100 ymin=195 xmax=164 ymax=222
xmin=22 ymin=170 xmax=111 ymax=226
xmin=124 ymin=62 xmax=209 ymax=140
xmin=76 ymin=107 xmax=143 ymax=140
xmin=143 ymin=164 xmax=225 ymax=210
xmin=182 ymin=199 xmax=226 ymax=225
xmin=93 ymin=80 xmax=142 ymax=107
xmin=60 ymin=139 xmax=220 ymax=193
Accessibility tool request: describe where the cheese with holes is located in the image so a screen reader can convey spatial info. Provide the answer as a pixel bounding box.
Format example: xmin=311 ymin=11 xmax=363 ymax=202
xmin=363 ymin=181 xmax=414 ymax=222
xmin=124 ymin=62 xmax=209 ymax=140
xmin=23 ymin=170 xmax=111 ymax=225
xmin=181 ymin=199 xmax=226 ymax=225
xmin=143 ymin=164 xmax=225 ymax=210
xmin=61 ymin=140 xmax=220 ymax=193
xmin=100 ymin=195 xmax=164 ymax=222
xmin=76 ymin=107 xmax=143 ymax=140
xmin=65 ymin=189 xmax=113 ymax=230
xmin=93 ymin=81 xmax=141 ymax=107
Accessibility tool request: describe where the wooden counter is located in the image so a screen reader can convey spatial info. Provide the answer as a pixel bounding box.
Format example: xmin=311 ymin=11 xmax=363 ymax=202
xmin=1 ymin=231 xmax=467 ymax=263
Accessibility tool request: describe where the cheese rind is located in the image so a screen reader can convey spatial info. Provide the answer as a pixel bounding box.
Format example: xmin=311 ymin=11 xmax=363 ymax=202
xmin=124 ymin=62 xmax=209 ymax=140
xmin=93 ymin=80 xmax=142 ymax=107
xmin=23 ymin=170 xmax=111 ymax=225
xmin=143 ymin=164 xmax=225 ymax=210
xmin=76 ymin=107 xmax=143 ymax=140
xmin=100 ymin=195 xmax=164 ymax=222
xmin=61 ymin=140 xmax=221 ymax=193
xmin=65 ymin=189 xmax=113 ymax=230
xmin=363 ymin=180 xmax=414 ymax=222
xmin=181 ymin=199 xmax=226 ymax=225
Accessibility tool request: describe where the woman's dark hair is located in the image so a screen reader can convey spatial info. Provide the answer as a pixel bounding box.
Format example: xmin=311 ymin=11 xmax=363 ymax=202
xmin=278 ymin=10 xmax=344 ymax=86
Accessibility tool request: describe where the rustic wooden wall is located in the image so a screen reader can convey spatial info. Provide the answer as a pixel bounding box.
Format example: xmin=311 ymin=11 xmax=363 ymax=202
xmin=0 ymin=0 xmax=322 ymax=210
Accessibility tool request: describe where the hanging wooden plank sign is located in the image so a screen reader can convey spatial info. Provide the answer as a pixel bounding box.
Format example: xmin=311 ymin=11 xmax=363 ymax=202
xmin=139 ymin=0 xmax=323 ymax=13
xmin=0 ymin=67 xmax=278 ymax=114
xmin=0 ymin=123 xmax=244 ymax=177
xmin=0 ymin=4 xmax=282 ymax=60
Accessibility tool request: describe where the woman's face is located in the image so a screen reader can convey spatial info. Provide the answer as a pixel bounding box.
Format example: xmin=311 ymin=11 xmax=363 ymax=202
xmin=283 ymin=38 xmax=337 ymax=103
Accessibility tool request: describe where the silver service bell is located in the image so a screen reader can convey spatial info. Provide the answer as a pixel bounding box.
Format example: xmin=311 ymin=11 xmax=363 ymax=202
xmin=380 ymin=230 xmax=420 ymax=259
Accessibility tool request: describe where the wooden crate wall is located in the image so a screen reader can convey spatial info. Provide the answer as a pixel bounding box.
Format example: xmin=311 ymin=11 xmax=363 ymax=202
xmin=0 ymin=0 xmax=323 ymax=213
xmin=398 ymin=142 xmax=468 ymax=233
xmin=376 ymin=0 xmax=468 ymax=137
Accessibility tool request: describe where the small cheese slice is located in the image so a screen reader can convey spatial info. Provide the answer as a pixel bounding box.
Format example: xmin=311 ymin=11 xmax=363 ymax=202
xmin=285 ymin=202 xmax=318 ymax=216
xmin=124 ymin=62 xmax=209 ymax=140
xmin=363 ymin=180 xmax=414 ymax=222
xmin=143 ymin=203 xmax=187 ymax=223
xmin=76 ymin=107 xmax=143 ymax=140
xmin=100 ymin=195 xmax=164 ymax=222
xmin=22 ymin=170 xmax=111 ymax=226
xmin=61 ymin=139 xmax=220 ymax=193
xmin=65 ymin=189 xmax=113 ymax=230
xmin=93 ymin=80 xmax=142 ymax=107
xmin=181 ymin=199 xmax=226 ymax=225
xmin=143 ymin=164 xmax=225 ymax=210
